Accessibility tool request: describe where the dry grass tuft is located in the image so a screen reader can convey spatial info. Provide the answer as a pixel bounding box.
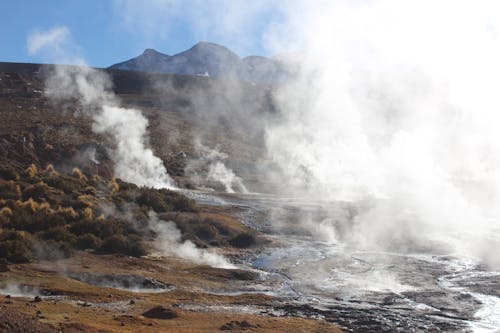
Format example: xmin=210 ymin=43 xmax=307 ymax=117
xmin=82 ymin=207 xmax=93 ymax=220
xmin=25 ymin=164 xmax=38 ymax=178
xmin=72 ymin=167 xmax=88 ymax=181
xmin=0 ymin=206 xmax=13 ymax=217
xmin=43 ymin=163 xmax=58 ymax=176
xmin=109 ymin=178 xmax=119 ymax=194
xmin=77 ymin=195 xmax=94 ymax=207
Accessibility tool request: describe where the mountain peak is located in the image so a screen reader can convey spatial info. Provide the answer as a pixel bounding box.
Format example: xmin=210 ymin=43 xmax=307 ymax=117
xmin=142 ymin=48 xmax=161 ymax=56
xmin=109 ymin=42 xmax=288 ymax=83
xmin=191 ymin=41 xmax=226 ymax=50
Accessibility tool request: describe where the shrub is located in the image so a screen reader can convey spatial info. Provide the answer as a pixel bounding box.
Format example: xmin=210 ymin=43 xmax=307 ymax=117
xmin=125 ymin=234 xmax=148 ymax=257
xmin=38 ymin=226 xmax=76 ymax=244
xmin=98 ymin=234 xmax=127 ymax=254
xmin=42 ymin=164 xmax=58 ymax=176
xmin=109 ymin=178 xmax=120 ymax=193
xmin=171 ymin=195 xmax=197 ymax=212
xmin=82 ymin=207 xmax=94 ymax=220
xmin=17 ymin=198 xmax=38 ymax=213
xmin=44 ymin=175 xmax=83 ymax=194
xmin=8 ymin=206 xmax=66 ymax=232
xmin=0 ymin=181 xmax=22 ymax=200
xmin=99 ymin=234 xmax=147 ymax=257
xmin=194 ymin=224 xmax=218 ymax=241
xmin=0 ymin=167 xmax=19 ymax=181
xmin=77 ymin=195 xmax=95 ymax=207
xmin=0 ymin=230 xmax=34 ymax=263
xmin=55 ymin=206 xmax=79 ymax=222
xmin=82 ymin=186 xmax=96 ymax=195
xmin=70 ymin=219 xmax=122 ymax=238
xmin=72 ymin=167 xmax=88 ymax=182
xmin=23 ymin=181 xmax=53 ymax=200
xmin=0 ymin=207 xmax=13 ymax=218
xmin=136 ymin=189 xmax=171 ymax=212
xmin=75 ymin=233 xmax=102 ymax=250
xmin=25 ymin=164 xmax=38 ymax=178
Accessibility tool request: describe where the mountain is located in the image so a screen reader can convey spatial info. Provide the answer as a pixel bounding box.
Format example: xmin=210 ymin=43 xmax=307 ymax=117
xmin=109 ymin=42 xmax=288 ymax=83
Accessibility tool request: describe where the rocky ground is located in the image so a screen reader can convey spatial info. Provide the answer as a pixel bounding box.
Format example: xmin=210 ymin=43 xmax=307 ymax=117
xmin=0 ymin=252 xmax=342 ymax=332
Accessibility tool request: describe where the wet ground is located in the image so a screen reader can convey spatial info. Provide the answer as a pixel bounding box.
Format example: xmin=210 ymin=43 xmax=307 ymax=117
xmin=189 ymin=190 xmax=500 ymax=332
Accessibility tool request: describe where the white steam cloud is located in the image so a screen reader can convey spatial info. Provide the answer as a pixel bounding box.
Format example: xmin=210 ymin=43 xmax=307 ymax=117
xmin=148 ymin=211 xmax=235 ymax=268
xmin=207 ymin=161 xmax=247 ymax=194
xmin=265 ymin=1 xmax=500 ymax=262
xmin=186 ymin=140 xmax=248 ymax=193
xmin=28 ymin=26 xmax=174 ymax=189
xmin=93 ymin=106 xmax=173 ymax=188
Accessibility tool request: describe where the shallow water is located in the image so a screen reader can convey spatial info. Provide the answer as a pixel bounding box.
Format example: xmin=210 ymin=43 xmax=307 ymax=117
xmin=190 ymin=190 xmax=500 ymax=332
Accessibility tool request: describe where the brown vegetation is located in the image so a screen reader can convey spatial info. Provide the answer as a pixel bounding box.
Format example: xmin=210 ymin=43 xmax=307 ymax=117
xmin=0 ymin=162 xmax=202 ymax=264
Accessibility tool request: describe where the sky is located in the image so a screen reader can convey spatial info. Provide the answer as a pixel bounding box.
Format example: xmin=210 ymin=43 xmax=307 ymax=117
xmin=0 ymin=0 xmax=283 ymax=67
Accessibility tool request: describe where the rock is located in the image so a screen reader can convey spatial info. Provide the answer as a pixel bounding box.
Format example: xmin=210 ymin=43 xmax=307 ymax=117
xmin=33 ymin=296 xmax=42 ymax=303
xmin=129 ymin=299 xmax=135 ymax=305
xmin=76 ymin=301 xmax=91 ymax=307
xmin=220 ymin=320 xmax=254 ymax=330
xmin=229 ymin=233 xmax=256 ymax=248
xmin=142 ymin=306 xmax=178 ymax=320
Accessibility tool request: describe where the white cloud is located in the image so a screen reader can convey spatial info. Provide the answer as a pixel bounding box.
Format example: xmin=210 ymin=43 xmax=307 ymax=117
xmin=27 ymin=25 xmax=84 ymax=64
xmin=27 ymin=25 xmax=70 ymax=55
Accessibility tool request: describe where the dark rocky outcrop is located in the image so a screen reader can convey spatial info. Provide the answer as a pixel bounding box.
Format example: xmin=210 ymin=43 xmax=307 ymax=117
xmin=142 ymin=306 xmax=178 ymax=320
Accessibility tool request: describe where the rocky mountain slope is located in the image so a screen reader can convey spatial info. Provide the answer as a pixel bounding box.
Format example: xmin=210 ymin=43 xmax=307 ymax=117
xmin=109 ymin=42 xmax=288 ymax=83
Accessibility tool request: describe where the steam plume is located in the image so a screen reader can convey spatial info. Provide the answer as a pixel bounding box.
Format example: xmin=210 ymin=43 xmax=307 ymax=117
xmin=148 ymin=211 xmax=235 ymax=268
xmin=265 ymin=1 xmax=500 ymax=262
xmin=186 ymin=140 xmax=248 ymax=193
xmin=28 ymin=26 xmax=174 ymax=189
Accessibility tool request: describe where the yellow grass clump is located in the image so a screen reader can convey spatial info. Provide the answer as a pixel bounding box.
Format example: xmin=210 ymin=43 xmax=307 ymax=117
xmin=72 ymin=167 xmax=88 ymax=181
xmin=56 ymin=206 xmax=78 ymax=219
xmin=0 ymin=206 xmax=13 ymax=217
xmin=78 ymin=195 xmax=94 ymax=207
xmin=15 ymin=184 xmax=22 ymax=199
xmin=0 ymin=181 xmax=22 ymax=199
xmin=17 ymin=198 xmax=39 ymax=213
xmin=109 ymin=178 xmax=119 ymax=194
xmin=26 ymin=164 xmax=38 ymax=178
xmin=83 ymin=207 xmax=94 ymax=220
xmin=37 ymin=201 xmax=51 ymax=212
xmin=43 ymin=164 xmax=59 ymax=176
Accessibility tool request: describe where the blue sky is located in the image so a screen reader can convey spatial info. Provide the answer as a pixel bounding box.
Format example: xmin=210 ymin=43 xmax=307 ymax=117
xmin=1 ymin=0 xmax=282 ymax=67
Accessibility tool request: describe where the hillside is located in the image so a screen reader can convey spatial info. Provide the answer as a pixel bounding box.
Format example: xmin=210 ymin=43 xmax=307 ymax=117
xmin=0 ymin=61 xmax=343 ymax=332
xmin=0 ymin=61 xmax=276 ymax=187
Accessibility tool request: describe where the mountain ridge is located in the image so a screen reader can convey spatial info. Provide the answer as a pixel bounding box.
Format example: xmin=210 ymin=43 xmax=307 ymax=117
xmin=109 ymin=42 xmax=288 ymax=83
